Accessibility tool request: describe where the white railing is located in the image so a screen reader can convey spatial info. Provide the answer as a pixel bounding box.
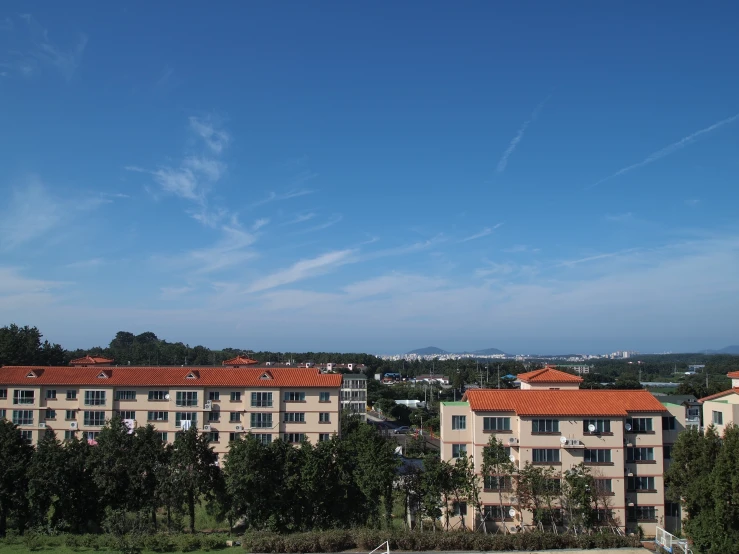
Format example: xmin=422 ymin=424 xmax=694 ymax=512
xmin=656 ymin=526 xmax=692 ymax=554
xmin=369 ymin=541 xmax=389 ymax=554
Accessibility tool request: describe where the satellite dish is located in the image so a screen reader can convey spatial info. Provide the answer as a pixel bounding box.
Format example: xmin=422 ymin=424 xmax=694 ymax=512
xmin=588 ymin=424 xmax=596 ymax=433
xmin=165 ymin=394 xmax=170 ymax=400
xmin=509 ymin=454 xmax=516 ymax=463
xmin=625 ymin=423 xmax=632 ymax=431
xmin=508 ymin=508 xmax=516 ymax=518
xmin=560 ymin=436 xmax=568 ymax=444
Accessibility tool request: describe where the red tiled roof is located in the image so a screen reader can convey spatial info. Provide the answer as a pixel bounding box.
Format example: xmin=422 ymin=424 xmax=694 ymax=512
xmin=69 ymin=356 xmax=114 ymax=365
xmin=727 ymin=371 xmax=739 ymax=378
xmin=463 ymin=389 xmax=667 ymax=416
xmin=698 ymin=388 xmax=739 ymax=402
xmin=0 ymin=366 xmax=342 ymax=388
xmin=517 ymin=367 xmax=583 ymax=383
xmin=222 ymin=356 xmax=259 ymax=366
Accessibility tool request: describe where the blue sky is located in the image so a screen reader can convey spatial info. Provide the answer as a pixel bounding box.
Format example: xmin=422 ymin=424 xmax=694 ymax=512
xmin=1 ymin=2 xmax=739 ymax=355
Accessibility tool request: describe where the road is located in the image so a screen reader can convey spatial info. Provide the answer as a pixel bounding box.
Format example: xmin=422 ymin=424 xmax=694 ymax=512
xmin=365 ymin=412 xmax=440 ymax=452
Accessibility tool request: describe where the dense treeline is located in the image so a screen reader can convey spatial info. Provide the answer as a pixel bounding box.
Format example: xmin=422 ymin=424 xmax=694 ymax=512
xmin=666 ymin=424 xmax=739 ymax=554
xmin=0 ymin=415 xmax=400 ymax=538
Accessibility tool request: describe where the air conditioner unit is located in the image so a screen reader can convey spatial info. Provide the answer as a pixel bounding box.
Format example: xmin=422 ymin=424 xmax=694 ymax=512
xmin=204 ymin=401 xmax=212 ymax=411
xmin=38 ymin=422 xmax=46 ymax=429
xmin=235 ymin=425 xmax=243 ymax=431
xmin=203 ymin=425 xmax=211 ymax=431
xmin=508 ymin=437 xmax=519 ymax=445
xmin=70 ymin=421 xmax=78 ymax=429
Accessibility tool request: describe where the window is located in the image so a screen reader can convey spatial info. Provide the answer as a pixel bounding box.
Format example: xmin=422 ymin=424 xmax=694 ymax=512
xmin=64 ymin=430 xmax=76 ymax=440
xmin=532 ymin=419 xmax=559 ymax=433
xmin=319 ymin=392 xmax=330 ymax=402
xmin=83 ymin=411 xmax=105 ymax=426
xmin=230 ymin=412 xmax=241 ymax=423
xmin=209 ymin=391 xmax=221 ymax=401
xmin=251 ymin=392 xmax=273 ymax=407
xmin=319 ymin=433 xmax=330 ymax=442
xmin=13 ymin=390 xmax=34 ymax=405
xmin=0 ymin=389 xmax=6 ymax=399
xmin=584 ymin=449 xmax=612 ymax=463
xmin=252 ymin=433 xmax=272 ymax=444
xmin=713 ymin=411 xmax=723 ymax=425
xmin=532 ymin=449 xmax=560 ymax=463
xmin=451 ymin=444 xmax=467 ymax=458
xmin=284 ymin=391 xmax=305 ymax=402
xmin=147 ymin=411 xmax=168 ymax=422
xmin=230 ymin=392 xmax=241 ymax=402
xmin=175 ymin=412 xmax=196 ymax=427
xmin=594 ymin=508 xmax=614 ymax=522
xmin=20 ymin=430 xmax=33 ymax=443
xmin=627 ymin=506 xmax=656 ymax=521
xmin=483 ymin=417 xmax=511 ymax=431
xmin=175 ymin=391 xmax=198 ymax=407
xmin=157 ymin=432 xmax=168 ymax=442
xmin=207 ymin=432 xmax=220 ymax=442
xmin=118 ymin=411 xmax=135 ymax=420
xmin=284 ymin=412 xmax=305 ymax=423
xmin=0 ymin=409 xmax=6 ymax=419
xmin=319 ymin=412 xmax=331 ymax=423
xmin=12 ymin=410 xmax=34 ymax=425
xmin=84 ymin=390 xmax=106 ymax=406
xmin=229 ymin=432 xmax=242 ymax=442
xmin=664 ymin=445 xmax=673 ymax=459
xmin=626 ymin=417 xmax=653 ymax=432
xmin=627 ymin=476 xmax=656 ymax=491
xmin=451 ymin=415 xmax=467 ymax=430
xmin=662 ymin=416 xmax=676 ymax=431
xmin=250 ymin=413 xmax=272 ymax=428
xmin=283 ymin=433 xmax=305 ymax=443
xmin=85 ymin=431 xmax=99 ymax=441
xmin=483 ymin=505 xmax=512 ymax=520
xmin=583 ymin=419 xmax=611 ymax=433
xmin=208 ymin=411 xmax=220 ymax=422
xmin=665 ymin=502 xmax=680 ymax=518
xmin=452 ymin=502 xmax=467 ymax=517
xmin=45 ymin=409 xmax=56 ymax=419
xmin=484 ymin=475 xmax=512 ymax=491
xmin=66 ymin=410 xmax=77 ymax=420
xmin=148 ymin=390 xmax=166 ymax=401
xmin=115 ymin=391 xmax=136 ymax=401
xmin=595 ymin=479 xmax=613 ymax=494
xmin=46 ymin=389 xmax=57 ymax=399
xmin=626 ymin=447 xmax=655 ymax=462
xmin=66 ymin=390 xmax=77 ymax=400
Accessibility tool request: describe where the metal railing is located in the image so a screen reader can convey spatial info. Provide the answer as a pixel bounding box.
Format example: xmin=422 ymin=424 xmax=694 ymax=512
xmin=656 ymin=526 xmax=692 ymax=554
xmin=369 ymin=541 xmax=389 ymax=554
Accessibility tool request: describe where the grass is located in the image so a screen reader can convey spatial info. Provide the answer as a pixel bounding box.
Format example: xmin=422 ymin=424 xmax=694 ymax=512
xmin=0 ymin=547 xmax=226 ymax=554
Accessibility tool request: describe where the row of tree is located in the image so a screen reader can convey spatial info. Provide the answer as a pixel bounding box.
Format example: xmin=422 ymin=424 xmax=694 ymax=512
xmin=0 ymin=415 xmax=399 ymax=538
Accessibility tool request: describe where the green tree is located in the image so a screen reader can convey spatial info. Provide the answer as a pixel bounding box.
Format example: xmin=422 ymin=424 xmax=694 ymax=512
xmin=419 ymin=453 xmax=445 ymax=531
xmin=0 ymin=420 xmax=33 ymax=536
xmin=0 ymin=324 xmax=66 ymax=366
xmin=480 ymin=436 xmax=514 ymax=532
xmin=27 ymin=430 xmax=64 ymax=527
xmin=54 ymin=435 xmax=99 ymax=533
xmin=88 ymin=416 xmax=135 ymax=513
xmin=515 ymin=463 xmax=560 ymax=528
xmin=129 ymin=425 xmax=168 ymax=529
xmin=561 ymin=463 xmax=596 ymax=532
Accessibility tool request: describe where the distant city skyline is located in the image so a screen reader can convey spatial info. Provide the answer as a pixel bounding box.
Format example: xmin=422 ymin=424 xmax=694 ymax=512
xmin=1 ymin=3 xmax=739 ymax=353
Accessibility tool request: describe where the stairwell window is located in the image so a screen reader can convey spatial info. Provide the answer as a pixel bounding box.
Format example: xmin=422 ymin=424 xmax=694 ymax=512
xmin=208 ymin=411 xmax=219 ymax=422
xmin=45 ymin=409 xmax=56 ymax=419
xmin=662 ymin=416 xmax=676 ymax=431
xmin=66 ymin=390 xmax=77 ymax=400
xmin=532 ymin=419 xmax=559 ymax=434
xmin=46 ymin=389 xmax=57 ymax=399
xmin=451 ymin=444 xmax=467 ymax=458
xmin=713 ymin=411 xmax=723 ymax=425
xmin=209 ymin=392 xmax=221 ymax=401
xmin=230 ymin=392 xmax=241 ymax=402
xmin=451 ymin=415 xmax=466 ymax=430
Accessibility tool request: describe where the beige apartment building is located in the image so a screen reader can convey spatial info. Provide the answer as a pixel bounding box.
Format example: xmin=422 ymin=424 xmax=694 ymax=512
xmin=440 ymin=385 xmax=668 ymax=537
xmin=0 ymin=363 xmax=342 ymax=459
xmin=699 ymin=386 xmax=739 ymax=436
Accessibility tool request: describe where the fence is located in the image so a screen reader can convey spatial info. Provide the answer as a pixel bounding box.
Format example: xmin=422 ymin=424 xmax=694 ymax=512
xmin=655 ymin=527 xmax=692 ymax=554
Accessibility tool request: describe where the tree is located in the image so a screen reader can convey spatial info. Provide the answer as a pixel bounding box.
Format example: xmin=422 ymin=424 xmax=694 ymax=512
xmin=88 ymin=416 xmax=135 ymax=514
xmin=129 ymin=425 xmax=168 ymax=529
xmin=27 ymin=430 xmax=64 ymax=527
xmin=561 ymin=463 xmax=596 ymax=532
xmin=54 ymin=435 xmax=99 ymax=533
xmin=419 ymin=453 xmax=445 ymax=531
xmin=0 ymin=324 xmax=66 ymax=366
xmin=515 ymin=463 xmax=560 ymax=529
xmin=0 ymin=420 xmax=33 ymax=536
xmin=481 ymin=436 xmax=515 ymax=533
xmin=169 ymin=426 xmax=221 ymax=533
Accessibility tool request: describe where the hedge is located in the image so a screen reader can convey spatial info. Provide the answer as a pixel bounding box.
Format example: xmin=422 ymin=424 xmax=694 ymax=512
xmin=242 ymin=529 xmax=641 ymax=553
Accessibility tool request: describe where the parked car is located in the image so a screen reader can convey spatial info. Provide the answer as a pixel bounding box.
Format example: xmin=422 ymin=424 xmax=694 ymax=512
xmin=393 ymin=426 xmax=410 ymax=434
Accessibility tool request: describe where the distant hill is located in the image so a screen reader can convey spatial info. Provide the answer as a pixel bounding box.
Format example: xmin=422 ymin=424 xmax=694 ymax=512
xmin=717 ymin=345 xmax=739 ymax=354
xmin=406 ymin=346 xmax=449 ymax=355
xmin=470 ymin=347 xmax=507 ymax=355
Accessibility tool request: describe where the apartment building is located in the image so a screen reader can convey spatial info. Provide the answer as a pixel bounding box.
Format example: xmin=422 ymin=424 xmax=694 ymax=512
xmin=440 ymin=388 xmax=668 ymax=536
xmin=0 ymin=365 xmax=342 ymax=458
xmin=341 ymin=373 xmax=367 ymax=419
xmin=699 ymin=387 xmax=739 ymax=435
xmin=516 ymin=367 xmax=583 ymax=390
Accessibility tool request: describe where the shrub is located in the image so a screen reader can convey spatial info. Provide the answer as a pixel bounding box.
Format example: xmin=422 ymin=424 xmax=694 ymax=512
xmin=22 ymin=529 xmax=43 ymax=551
xmin=200 ymin=533 xmax=229 ymax=551
xmin=64 ymin=534 xmax=83 ymax=550
xmin=177 ymin=533 xmax=203 ymax=552
xmin=143 ymin=533 xmax=177 ymax=552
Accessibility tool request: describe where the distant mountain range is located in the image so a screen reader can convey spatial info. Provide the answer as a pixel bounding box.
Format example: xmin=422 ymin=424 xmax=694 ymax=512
xmin=406 ymin=346 xmax=507 ymax=356
xmin=702 ymin=345 xmax=739 ymax=354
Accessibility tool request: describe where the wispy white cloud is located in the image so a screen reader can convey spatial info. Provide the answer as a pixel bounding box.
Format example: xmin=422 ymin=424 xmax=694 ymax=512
xmin=294 ymin=214 xmax=343 ymax=234
xmin=252 ymin=218 xmax=270 ymax=231
xmin=496 ymin=96 xmax=550 ymax=173
xmin=0 ymin=178 xmax=61 ymax=250
xmin=0 ymin=267 xmax=68 ymax=295
xmin=160 ymin=285 xmax=195 ymax=300
xmin=502 ymin=244 xmax=539 ymax=254
xmin=245 ymin=249 xmax=356 ymax=293
xmin=155 ymin=66 xmax=174 ymax=89
xmin=184 ymin=225 xmax=257 ymax=274
xmin=188 ymin=116 xmax=230 ymax=154
xmin=253 ymin=189 xmax=314 ymax=207
xmin=65 ymin=258 xmax=105 ymax=269
xmin=587 ymin=112 xmax=739 ymax=189
xmin=282 ymin=212 xmax=316 ymax=226
xmin=685 ymin=198 xmax=700 ymax=207
xmin=459 ymin=223 xmax=503 ymax=243
xmin=605 ymin=212 xmax=634 ymax=222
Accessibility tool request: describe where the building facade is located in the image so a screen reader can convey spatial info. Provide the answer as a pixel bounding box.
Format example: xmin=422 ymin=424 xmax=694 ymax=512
xmin=440 ymin=389 xmax=668 ymax=537
xmin=341 ymin=373 xmax=367 ymax=419
xmin=0 ymin=365 xmax=342 ymax=458
xmin=516 ymin=367 xmax=584 ymax=390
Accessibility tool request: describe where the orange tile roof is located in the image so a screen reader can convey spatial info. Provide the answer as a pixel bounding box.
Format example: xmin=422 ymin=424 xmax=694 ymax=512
xmin=69 ymin=356 xmax=114 ymax=365
xmin=0 ymin=366 xmax=342 ymax=388
xmin=727 ymin=371 xmax=739 ymax=378
xmin=463 ymin=389 xmax=667 ymax=416
xmin=698 ymin=388 xmax=739 ymax=402
xmin=222 ymin=356 xmax=259 ymax=366
xmin=517 ymin=367 xmax=583 ymax=383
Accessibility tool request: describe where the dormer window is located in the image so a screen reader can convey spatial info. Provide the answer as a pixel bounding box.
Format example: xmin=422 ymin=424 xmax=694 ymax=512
xmin=26 ymin=371 xmax=38 ymax=378
xmin=260 ymin=371 xmax=273 ymax=380
xmin=185 ymin=371 xmax=199 ymax=380
xmin=97 ymin=370 xmax=111 ymax=379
